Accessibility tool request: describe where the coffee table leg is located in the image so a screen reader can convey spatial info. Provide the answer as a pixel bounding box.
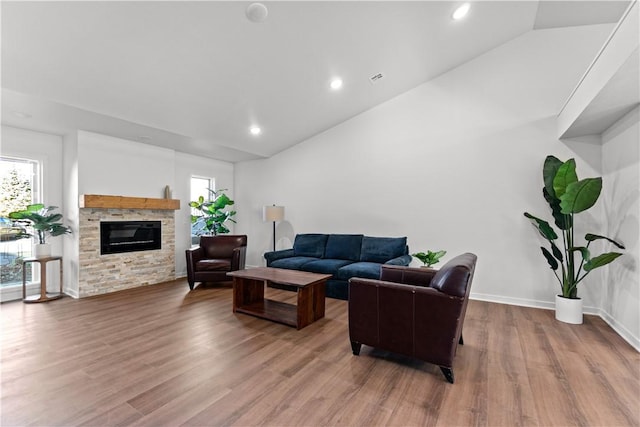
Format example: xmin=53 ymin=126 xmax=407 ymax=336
xmin=296 ymin=285 xmax=313 ymax=329
xmin=233 ymin=277 xmax=264 ymax=312
xmin=313 ymin=281 xmax=326 ymax=321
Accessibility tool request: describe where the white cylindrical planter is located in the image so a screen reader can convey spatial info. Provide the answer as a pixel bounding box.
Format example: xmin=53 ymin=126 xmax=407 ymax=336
xmin=33 ymin=243 xmax=51 ymax=258
xmin=555 ymin=295 xmax=583 ymax=324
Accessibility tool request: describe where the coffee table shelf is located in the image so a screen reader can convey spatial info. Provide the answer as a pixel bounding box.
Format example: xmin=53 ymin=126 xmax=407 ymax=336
xmin=235 ymin=299 xmax=298 ymax=328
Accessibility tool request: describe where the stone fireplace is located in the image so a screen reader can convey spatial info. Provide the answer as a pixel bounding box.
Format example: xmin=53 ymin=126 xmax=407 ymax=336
xmin=78 ymin=195 xmax=179 ymax=297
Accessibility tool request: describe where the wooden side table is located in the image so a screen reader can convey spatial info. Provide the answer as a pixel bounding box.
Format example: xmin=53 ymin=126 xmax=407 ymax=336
xmin=22 ymin=256 xmax=64 ymax=303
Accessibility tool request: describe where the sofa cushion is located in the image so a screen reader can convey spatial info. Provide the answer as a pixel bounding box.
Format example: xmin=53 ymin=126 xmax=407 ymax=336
xmin=336 ymin=261 xmax=382 ymax=281
xmin=270 ymin=256 xmax=317 ymax=270
xmin=302 ymin=259 xmax=353 ymax=275
xmin=324 ymin=234 xmax=363 ymax=261
xmin=293 ymin=234 xmax=328 ymax=258
xmin=360 ymin=236 xmax=407 ymax=263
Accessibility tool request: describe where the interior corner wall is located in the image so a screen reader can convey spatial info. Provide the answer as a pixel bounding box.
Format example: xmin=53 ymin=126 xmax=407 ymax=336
xmin=174 ymin=151 xmax=234 ymax=277
xmin=62 ymin=131 xmax=79 ymax=297
xmin=601 ymin=106 xmax=640 ymax=349
xmin=234 ymin=24 xmax=615 ymax=310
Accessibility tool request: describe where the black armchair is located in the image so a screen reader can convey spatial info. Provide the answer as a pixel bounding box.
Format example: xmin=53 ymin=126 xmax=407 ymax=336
xmin=185 ymin=235 xmax=247 ymax=290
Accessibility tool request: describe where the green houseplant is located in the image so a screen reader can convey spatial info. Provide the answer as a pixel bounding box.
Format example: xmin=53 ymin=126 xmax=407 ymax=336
xmin=189 ymin=189 xmax=236 ymax=236
xmin=412 ymin=250 xmax=447 ymax=268
xmin=8 ymin=204 xmax=71 ymax=257
xmin=524 ymin=155 xmax=624 ymax=323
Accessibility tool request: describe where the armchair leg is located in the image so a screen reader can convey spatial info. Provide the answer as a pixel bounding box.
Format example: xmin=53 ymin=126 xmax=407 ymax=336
xmin=459 ymin=334 xmax=464 ymax=345
xmin=188 ymin=281 xmax=194 ymax=290
xmin=440 ymin=367 xmax=454 ymax=384
xmin=350 ymin=341 xmax=362 ymax=355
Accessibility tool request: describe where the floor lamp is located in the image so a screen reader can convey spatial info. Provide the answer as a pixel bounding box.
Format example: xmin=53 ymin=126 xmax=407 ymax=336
xmin=263 ymin=205 xmax=285 ymax=251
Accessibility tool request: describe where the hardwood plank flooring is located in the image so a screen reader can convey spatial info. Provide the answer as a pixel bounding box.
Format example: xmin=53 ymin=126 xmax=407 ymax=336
xmin=1 ymin=279 xmax=638 ymax=426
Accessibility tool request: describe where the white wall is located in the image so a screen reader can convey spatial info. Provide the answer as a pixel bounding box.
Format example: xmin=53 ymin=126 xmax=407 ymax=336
xmin=174 ymin=151 xmax=234 ymax=277
xmin=235 ymin=25 xmax=614 ymax=310
xmin=1 ymin=126 xmax=65 ymax=300
xmin=601 ymin=106 xmax=640 ymax=349
xmin=77 ymin=131 xmax=176 ymax=198
xmin=74 ymin=131 xmax=235 ymax=282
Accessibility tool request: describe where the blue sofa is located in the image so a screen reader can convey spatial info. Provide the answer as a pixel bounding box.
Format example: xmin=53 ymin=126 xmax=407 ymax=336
xmin=264 ymin=233 xmax=411 ymax=300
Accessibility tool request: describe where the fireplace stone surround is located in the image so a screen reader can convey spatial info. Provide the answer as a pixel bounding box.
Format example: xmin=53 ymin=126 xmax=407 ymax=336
xmin=78 ymin=195 xmax=179 ymax=297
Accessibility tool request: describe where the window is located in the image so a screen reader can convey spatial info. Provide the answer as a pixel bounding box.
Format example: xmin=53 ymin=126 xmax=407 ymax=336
xmin=0 ymin=157 xmax=41 ymax=287
xmin=190 ymin=176 xmax=214 ymax=244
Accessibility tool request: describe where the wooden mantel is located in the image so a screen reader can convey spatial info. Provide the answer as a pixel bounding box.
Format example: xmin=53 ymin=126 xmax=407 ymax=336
xmin=79 ymin=194 xmax=180 ymax=210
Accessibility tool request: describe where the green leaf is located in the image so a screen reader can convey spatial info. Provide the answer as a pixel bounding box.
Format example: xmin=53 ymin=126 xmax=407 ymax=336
xmin=560 ymin=178 xmax=602 ymax=214
xmin=524 ymin=212 xmax=558 ymax=241
xmin=543 ymin=187 xmax=572 ymax=230
xmin=570 ymin=246 xmax=590 ymax=262
xmin=553 ymin=159 xmax=578 ymax=199
xmin=27 ymin=203 xmax=45 ymax=212
xmin=585 ymin=233 xmax=625 ymax=250
xmin=541 ymin=247 xmax=558 ymax=270
xmin=543 ymin=156 xmax=563 ymax=199
xmin=550 ymin=241 xmax=563 ymax=262
xmin=584 ymin=252 xmax=623 ymax=271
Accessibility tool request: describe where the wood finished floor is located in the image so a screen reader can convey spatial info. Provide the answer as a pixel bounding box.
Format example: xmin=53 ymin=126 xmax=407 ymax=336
xmin=1 ymin=279 xmax=639 ymax=427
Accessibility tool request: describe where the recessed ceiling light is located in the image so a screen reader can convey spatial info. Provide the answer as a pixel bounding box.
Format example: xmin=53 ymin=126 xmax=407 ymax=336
xmin=246 ymin=3 xmax=268 ymax=23
xmin=330 ymin=78 xmax=343 ymax=90
xmin=250 ymin=126 xmax=262 ymax=136
xmin=452 ymin=3 xmax=470 ymax=20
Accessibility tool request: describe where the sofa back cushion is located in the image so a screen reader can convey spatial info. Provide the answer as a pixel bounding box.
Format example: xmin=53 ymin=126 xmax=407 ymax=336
xmin=293 ymin=234 xmax=328 ymax=258
xmin=360 ymin=236 xmax=407 ymax=263
xmin=324 ymin=234 xmax=363 ymax=261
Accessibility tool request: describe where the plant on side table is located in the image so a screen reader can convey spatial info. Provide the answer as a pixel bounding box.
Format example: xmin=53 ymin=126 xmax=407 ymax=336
xmin=189 ymin=189 xmax=236 ymax=236
xmin=524 ymin=155 xmax=625 ymax=324
xmin=8 ymin=204 xmax=72 ymax=258
xmin=412 ymin=250 xmax=447 ymax=268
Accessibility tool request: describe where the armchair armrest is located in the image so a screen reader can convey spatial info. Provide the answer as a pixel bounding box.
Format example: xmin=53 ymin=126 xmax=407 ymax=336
xmin=231 ymin=246 xmax=247 ymax=271
xmin=185 ymin=246 xmax=204 ymax=290
xmin=264 ymin=248 xmax=294 ymax=265
xmin=186 ymin=246 xmax=204 ymax=264
xmin=384 ymin=254 xmax=413 ymax=266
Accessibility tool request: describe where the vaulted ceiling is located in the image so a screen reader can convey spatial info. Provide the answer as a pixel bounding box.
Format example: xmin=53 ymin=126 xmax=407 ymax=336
xmin=1 ymin=1 xmax=631 ymax=162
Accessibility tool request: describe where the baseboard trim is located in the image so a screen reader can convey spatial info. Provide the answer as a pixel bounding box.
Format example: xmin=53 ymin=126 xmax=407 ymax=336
xmin=599 ymin=308 xmax=640 ymax=352
xmin=470 ymin=292 xmax=639 ymax=352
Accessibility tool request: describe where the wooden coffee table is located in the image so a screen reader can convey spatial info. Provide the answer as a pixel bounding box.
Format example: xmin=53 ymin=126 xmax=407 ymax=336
xmin=227 ymin=267 xmax=331 ymax=330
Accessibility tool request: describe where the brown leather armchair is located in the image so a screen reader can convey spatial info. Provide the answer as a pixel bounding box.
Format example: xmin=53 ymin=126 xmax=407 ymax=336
xmin=348 ymin=252 xmax=477 ymax=383
xmin=185 ymin=235 xmax=248 ymax=290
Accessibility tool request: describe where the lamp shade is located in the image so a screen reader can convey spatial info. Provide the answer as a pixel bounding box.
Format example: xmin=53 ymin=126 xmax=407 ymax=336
xmin=263 ymin=205 xmax=284 ymax=222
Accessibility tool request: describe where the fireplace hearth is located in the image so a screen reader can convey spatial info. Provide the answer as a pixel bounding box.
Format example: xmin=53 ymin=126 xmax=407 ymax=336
xmin=100 ymin=221 xmax=161 ymax=255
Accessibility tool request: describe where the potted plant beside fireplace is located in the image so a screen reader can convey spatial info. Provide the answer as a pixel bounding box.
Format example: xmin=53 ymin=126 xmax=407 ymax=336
xmin=523 ymin=156 xmax=625 ymax=324
xmin=8 ymin=204 xmax=71 ymax=257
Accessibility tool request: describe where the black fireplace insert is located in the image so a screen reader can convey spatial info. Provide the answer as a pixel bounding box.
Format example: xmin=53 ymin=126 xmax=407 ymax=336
xmin=100 ymin=221 xmax=161 ymax=255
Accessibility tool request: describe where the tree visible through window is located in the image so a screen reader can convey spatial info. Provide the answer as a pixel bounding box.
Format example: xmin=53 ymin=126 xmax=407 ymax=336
xmin=0 ymin=157 xmax=39 ymax=287
xmin=190 ymin=176 xmax=213 ymax=245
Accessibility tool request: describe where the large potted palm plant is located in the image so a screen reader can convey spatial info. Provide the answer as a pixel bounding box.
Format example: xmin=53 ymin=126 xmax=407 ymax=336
xmin=524 ymin=155 xmax=625 ymax=324
xmin=8 ymin=204 xmax=72 ymax=257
